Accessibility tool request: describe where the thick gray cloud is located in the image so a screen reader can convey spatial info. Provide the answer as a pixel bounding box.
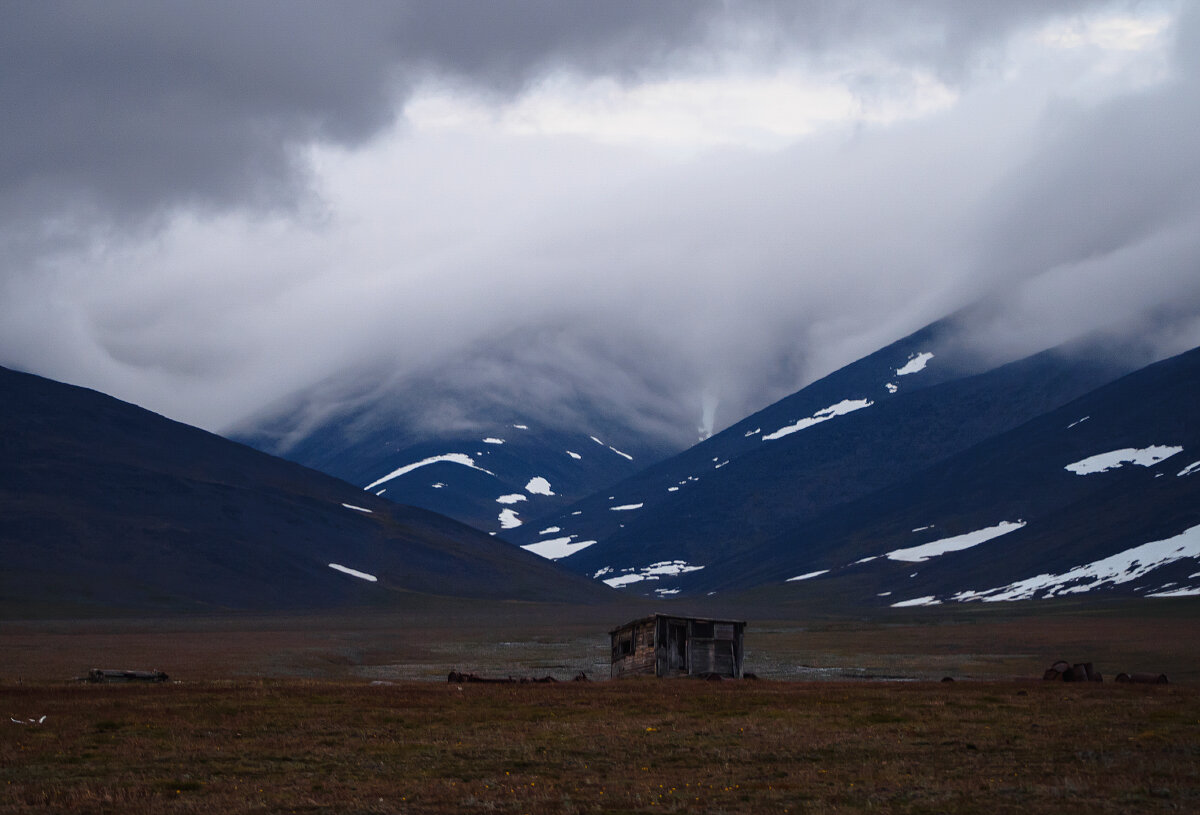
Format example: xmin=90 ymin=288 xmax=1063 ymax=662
xmin=2 ymin=0 xmax=1197 ymax=439
xmin=0 ymin=0 xmax=1105 ymax=226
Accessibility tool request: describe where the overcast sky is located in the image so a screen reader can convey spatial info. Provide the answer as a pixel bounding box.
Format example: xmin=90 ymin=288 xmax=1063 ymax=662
xmin=2 ymin=1 xmax=1198 ymax=436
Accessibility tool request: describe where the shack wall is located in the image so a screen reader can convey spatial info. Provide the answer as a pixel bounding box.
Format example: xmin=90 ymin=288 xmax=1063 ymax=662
xmin=610 ymin=618 xmax=658 ymax=678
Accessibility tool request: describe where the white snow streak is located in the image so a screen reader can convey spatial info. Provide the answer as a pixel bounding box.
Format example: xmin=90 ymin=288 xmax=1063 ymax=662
xmin=891 ymin=596 xmax=941 ymax=607
xmin=539 ymin=526 xmax=561 ymax=535
xmin=483 ymin=437 xmax=505 ymax=445
xmin=886 ymin=521 xmax=1026 ymax=563
xmin=949 ymin=523 xmax=1200 ymax=602
xmin=895 ymin=352 xmax=934 ymax=376
xmin=566 ymin=450 xmax=582 ymax=460
xmin=1065 ymin=446 xmax=1183 ymax=475
xmin=1177 ymin=460 xmax=1200 ymax=477
xmin=1067 ymin=416 xmax=1091 ymax=429
xmin=1147 ymin=587 xmax=1200 ymax=598
xmin=328 ymin=563 xmax=378 ymax=582
xmin=365 ymin=453 xmax=495 ymax=490
xmin=786 ymin=570 xmax=829 ymax=582
xmin=609 ymin=503 xmax=644 ymax=511
xmin=762 ymin=398 xmax=873 ymax=441
xmin=341 ymin=503 xmax=373 ymax=513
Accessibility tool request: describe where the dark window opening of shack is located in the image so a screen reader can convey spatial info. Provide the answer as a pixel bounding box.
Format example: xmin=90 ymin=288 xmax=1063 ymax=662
xmin=614 ymin=636 xmax=633 ymax=658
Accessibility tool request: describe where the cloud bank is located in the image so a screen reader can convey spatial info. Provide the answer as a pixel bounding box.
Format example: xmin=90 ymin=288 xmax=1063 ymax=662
xmin=2 ymin=1 xmax=1198 ymax=437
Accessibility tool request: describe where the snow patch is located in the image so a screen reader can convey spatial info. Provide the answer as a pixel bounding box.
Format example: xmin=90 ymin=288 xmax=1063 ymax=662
xmin=539 ymin=526 xmax=562 ymax=536
xmin=1147 ymin=587 xmax=1200 ymax=598
xmin=607 ymin=444 xmax=633 ymax=461
xmin=566 ymin=450 xmax=582 ymax=460
xmin=430 ymin=482 xmax=445 ymax=489
xmin=1177 ymin=460 xmax=1200 ymax=477
xmin=512 ymin=424 xmax=528 ymax=430
xmin=885 ymin=382 xmax=899 ymax=394
xmin=341 ymin=503 xmax=373 ymax=514
xmin=601 ymin=560 xmax=705 ymax=588
xmin=522 ymin=537 xmax=596 ymax=559
xmin=891 ymin=596 xmax=941 ymax=607
xmin=1067 ymin=416 xmax=1090 ymax=429
xmin=525 ymin=476 xmax=555 ymax=496
xmin=609 ymin=503 xmax=644 ymax=511
xmin=329 ymin=563 xmax=377 ymax=582
xmin=949 ymin=523 xmax=1200 ymax=602
xmin=483 ymin=437 xmax=505 ymax=445
xmin=498 ymin=508 xmax=522 ymax=529
xmin=1065 ymin=446 xmax=1183 ymax=475
xmin=365 ymin=453 xmax=494 ymax=490
xmin=667 ymin=486 xmax=679 ymax=492
xmin=886 ymin=521 xmax=1026 ymax=562
xmin=744 ymin=428 xmax=761 ymax=437
xmin=763 ymin=398 xmax=873 ymax=441
xmin=496 ymin=494 xmax=528 ymax=504
xmin=786 ymin=570 xmax=829 ymax=582
xmin=895 ymin=352 xmax=933 ymax=376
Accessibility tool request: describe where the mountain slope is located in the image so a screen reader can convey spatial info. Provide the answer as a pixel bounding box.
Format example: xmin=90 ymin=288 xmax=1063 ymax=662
xmin=508 ymin=322 xmax=1135 ymax=591
xmin=703 ymin=343 xmax=1200 ymax=605
xmin=233 ymin=332 xmax=688 ymax=535
xmin=0 ymin=365 xmax=614 ymax=615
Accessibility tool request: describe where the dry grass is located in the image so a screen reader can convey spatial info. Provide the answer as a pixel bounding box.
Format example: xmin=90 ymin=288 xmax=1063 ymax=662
xmin=3 ymin=678 xmax=1199 ymax=814
xmin=2 ymin=599 xmax=1198 ymax=812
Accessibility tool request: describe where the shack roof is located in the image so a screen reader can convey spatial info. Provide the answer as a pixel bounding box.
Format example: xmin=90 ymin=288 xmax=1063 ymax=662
xmin=609 ymin=613 xmax=747 ymax=636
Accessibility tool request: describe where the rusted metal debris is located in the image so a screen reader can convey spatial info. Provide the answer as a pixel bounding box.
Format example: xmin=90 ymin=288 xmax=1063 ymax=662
xmin=1115 ymin=672 xmax=1169 ymax=684
xmin=1042 ymin=661 xmax=1102 ymax=682
xmin=1043 ymin=660 xmax=1169 ymax=684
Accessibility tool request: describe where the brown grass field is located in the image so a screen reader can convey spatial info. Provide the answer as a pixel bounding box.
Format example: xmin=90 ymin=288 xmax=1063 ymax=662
xmin=3 ymin=597 xmax=1199 ymax=812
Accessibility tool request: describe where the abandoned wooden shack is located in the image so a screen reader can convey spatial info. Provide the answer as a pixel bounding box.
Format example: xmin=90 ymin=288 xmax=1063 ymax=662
xmin=609 ymin=614 xmax=746 ymax=679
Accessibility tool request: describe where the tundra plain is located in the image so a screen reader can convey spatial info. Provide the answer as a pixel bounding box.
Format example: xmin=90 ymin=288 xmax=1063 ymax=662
xmin=3 ymin=597 xmax=1199 ymax=813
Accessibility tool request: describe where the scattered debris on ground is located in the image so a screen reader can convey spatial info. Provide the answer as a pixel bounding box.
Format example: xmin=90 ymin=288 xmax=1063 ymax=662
xmin=1042 ymin=660 xmax=1169 ymax=683
xmin=82 ymin=668 xmax=169 ymax=683
xmin=447 ymin=670 xmax=589 ymax=684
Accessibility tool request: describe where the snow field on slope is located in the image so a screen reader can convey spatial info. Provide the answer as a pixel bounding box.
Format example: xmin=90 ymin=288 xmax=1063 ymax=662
xmin=895 ymin=352 xmax=934 ymax=376
xmin=1064 ymin=446 xmax=1183 ymax=475
xmin=946 ymin=523 xmax=1200 ymax=602
xmin=597 ymin=560 xmax=705 ymax=588
xmin=886 ymin=521 xmax=1027 ymax=563
xmin=763 ymin=398 xmax=873 ymax=441
xmin=365 ymin=453 xmax=495 ymax=490
xmin=521 ymin=536 xmax=597 ymax=559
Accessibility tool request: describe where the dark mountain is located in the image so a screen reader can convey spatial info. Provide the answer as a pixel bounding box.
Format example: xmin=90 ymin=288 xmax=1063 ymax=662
xmin=233 ymin=331 xmax=690 ymax=535
xmin=507 ymin=323 xmax=1141 ymax=595
xmin=704 ymin=343 xmax=1200 ymax=606
xmin=0 ymin=365 xmax=614 ymax=616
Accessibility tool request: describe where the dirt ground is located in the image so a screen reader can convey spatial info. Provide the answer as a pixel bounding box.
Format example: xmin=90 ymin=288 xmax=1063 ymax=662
xmin=2 ymin=596 xmax=1197 ymax=684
